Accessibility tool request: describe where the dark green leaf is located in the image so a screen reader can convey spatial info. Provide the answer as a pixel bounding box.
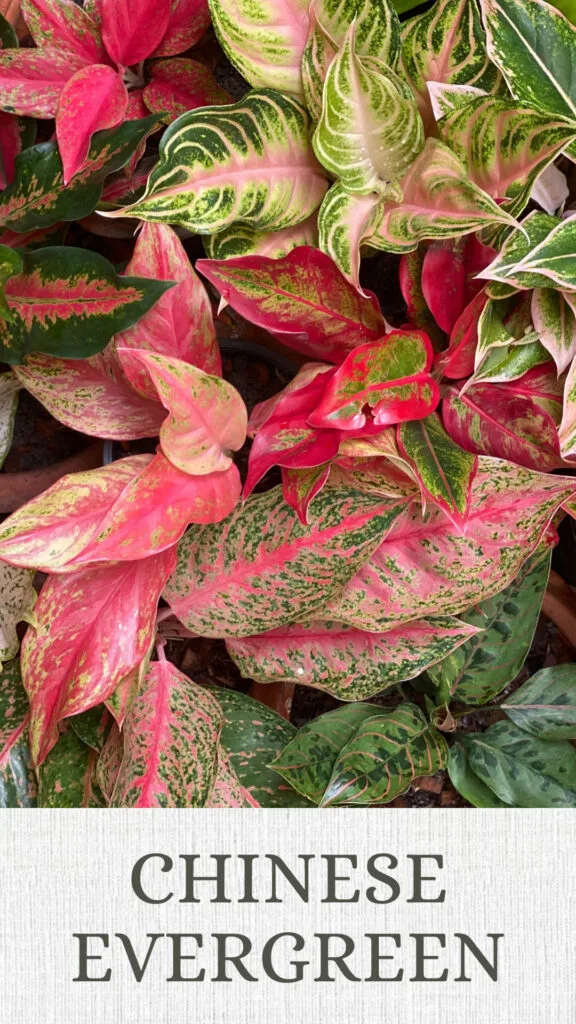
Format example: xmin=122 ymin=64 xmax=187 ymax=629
xmin=502 ymin=664 xmax=576 ymax=739
xmin=0 ymin=12 xmax=18 ymax=49
xmin=37 ymin=722 xmax=105 ymax=808
xmin=69 ymin=705 xmax=111 ymax=752
xmin=448 ymin=737 xmax=509 ymax=807
xmin=467 ymin=719 xmax=576 ymax=807
xmin=0 ymin=658 xmax=36 ymax=807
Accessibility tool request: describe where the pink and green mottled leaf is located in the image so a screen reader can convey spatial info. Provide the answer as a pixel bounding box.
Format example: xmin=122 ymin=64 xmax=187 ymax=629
xmin=531 ymin=287 xmax=576 ymax=373
xmin=397 ymin=413 xmax=477 ymax=525
xmin=208 ymin=749 xmax=256 ymax=807
xmin=558 ymin=356 xmax=576 ymax=458
xmin=37 ymin=721 xmax=105 ymax=807
xmin=506 ymin=216 xmax=576 ymax=291
xmin=111 ymin=661 xmax=222 ymax=808
xmin=204 ymin=215 xmax=319 ymax=261
xmin=0 ymin=559 xmax=35 ymax=665
xmin=0 ymin=245 xmax=172 ymax=364
xmin=154 ymin=0 xmax=212 ymax=56
xmin=116 ymin=223 xmax=221 ymax=390
xmin=198 ymin=246 xmax=386 ymax=364
xmin=302 ymin=4 xmax=336 ymax=122
xmin=317 ymin=181 xmax=383 ymax=287
xmin=227 ymin=616 xmax=481 ymax=700
xmin=443 ymin=379 xmax=563 ymax=472
xmin=0 ymin=47 xmax=84 ymax=118
xmin=21 ymin=0 xmax=107 ymax=63
xmin=118 ymin=350 xmax=247 ymax=476
xmin=105 ymin=659 xmax=148 ymax=728
xmin=479 ymin=212 xmax=559 ymax=293
xmin=308 ymin=329 xmax=439 ymax=430
xmin=0 ymin=658 xmax=37 ymax=807
xmin=323 ymin=458 xmax=575 ymax=631
xmin=100 ymin=0 xmax=171 ymax=66
xmin=56 ymin=65 xmax=128 ymax=185
xmin=22 ymin=547 xmax=175 ymax=766
xmin=281 ymin=463 xmax=331 ymax=523
xmin=164 ymin=483 xmax=407 ymax=637
xmin=143 ymin=58 xmax=230 ymax=121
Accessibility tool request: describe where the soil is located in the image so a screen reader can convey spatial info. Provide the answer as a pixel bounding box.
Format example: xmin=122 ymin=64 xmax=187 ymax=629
xmin=2 ymin=388 xmax=88 ymax=473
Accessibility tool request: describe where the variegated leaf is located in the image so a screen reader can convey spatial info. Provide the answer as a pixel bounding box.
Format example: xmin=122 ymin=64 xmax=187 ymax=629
xmin=0 ymin=115 xmax=162 ymax=233
xmin=37 ymin=721 xmax=105 ymax=807
xmin=206 ymin=684 xmax=309 ymax=807
xmin=21 ymin=0 xmax=107 ymax=63
xmin=0 ymin=246 xmax=172 ymax=364
xmin=105 ymin=91 xmax=327 ymax=236
xmin=282 ymin=464 xmax=332 ymax=523
xmin=558 ymin=355 xmax=576 ymax=457
xmin=96 ymin=721 xmax=124 ymax=802
xmin=164 ymin=484 xmax=407 ymax=637
xmin=302 ymin=5 xmax=336 ymax=122
xmin=440 ymin=96 xmax=576 ymax=217
xmin=307 ymin=329 xmax=439 ymax=430
xmin=426 ymin=547 xmax=551 ymax=704
xmin=0 ymin=658 xmax=36 ymax=807
xmin=502 ymin=664 xmax=576 ymax=740
xmin=153 ymin=0 xmax=212 ymax=56
xmin=437 ymin=289 xmax=489 ymax=379
xmin=227 ymin=616 xmax=481 ymax=700
xmin=208 ymin=0 xmax=309 ymax=95
xmin=479 ymin=211 xmax=559 ymax=293
xmin=531 ymin=287 xmax=576 ymax=373
xmin=111 ymin=660 xmax=223 ymax=808
xmin=0 ymin=47 xmax=84 ymax=118
xmin=0 ymin=370 xmax=19 ymax=467
xmin=56 ymin=66 xmax=129 ymax=185
xmin=197 ymin=245 xmax=386 ymax=363
xmin=143 ymin=58 xmax=231 ymax=122
xmin=117 ymin=350 xmax=247 ymax=476
xmin=21 ymin=548 xmax=176 ymax=765
xmin=401 ymin=0 xmax=500 ymax=131
xmin=208 ymin=749 xmax=255 ymax=807
xmin=368 ymin=139 xmax=517 ymax=253
xmin=0 ymin=559 xmax=35 ymax=666
xmin=313 ymin=27 xmax=423 ymax=194
xmin=399 ymin=245 xmax=447 ymax=348
xmin=322 ymin=458 xmax=576 ymax=630
xmin=317 ymin=181 xmax=383 ymax=287
xmin=448 ymin=737 xmax=509 ymax=807
xmin=506 ymin=216 xmax=576 ymax=291
xmin=205 ymin=215 xmax=318 ymax=260
xmin=397 ymin=413 xmax=477 ymax=524
xmin=420 ymin=234 xmax=494 ymax=336
xmin=69 ymin=704 xmax=111 ymax=752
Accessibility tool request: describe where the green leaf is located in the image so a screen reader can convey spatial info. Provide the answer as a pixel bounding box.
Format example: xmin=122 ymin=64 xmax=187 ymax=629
xmin=0 ymin=659 xmax=37 ymax=808
xmin=467 ymin=719 xmax=576 ymax=807
xmin=502 ymin=665 xmax=576 ymax=739
xmin=480 ymin=0 xmax=576 ymax=123
xmin=0 ymin=115 xmax=162 ymax=233
xmin=397 ymin=413 xmax=477 ymax=524
xmin=270 ymin=703 xmax=378 ymax=803
xmin=205 ymin=685 xmax=310 ymax=807
xmin=69 ymin=705 xmax=111 ymax=752
xmin=37 ymin=722 xmax=105 ymax=807
xmin=448 ymin=737 xmax=509 ymax=807
xmin=481 ymin=211 xmax=559 ymax=294
xmin=507 ymin=216 xmax=576 ymax=290
xmin=531 ymin=287 xmax=576 ymax=374
xmin=106 ymin=90 xmax=327 ymax=235
xmin=0 ymin=372 xmax=19 ymax=470
xmin=0 ymin=560 xmax=36 ymax=667
xmin=0 ymin=12 xmax=18 ymax=49
xmin=317 ymin=181 xmax=383 ymax=285
xmin=0 ymin=244 xmax=22 ymax=321
xmin=0 ymin=246 xmax=173 ymax=363
xmin=313 ymin=26 xmax=424 ymax=194
xmin=426 ymin=548 xmax=551 ymax=704
xmin=208 ymin=0 xmax=309 ymax=95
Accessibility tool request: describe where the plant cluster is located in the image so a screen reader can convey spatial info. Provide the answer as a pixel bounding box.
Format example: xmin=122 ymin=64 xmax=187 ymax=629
xmin=0 ymin=0 xmax=575 ymax=809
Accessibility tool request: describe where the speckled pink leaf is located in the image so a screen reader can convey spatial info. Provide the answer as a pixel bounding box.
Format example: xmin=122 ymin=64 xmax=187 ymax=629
xmin=56 ymin=65 xmax=128 ymax=184
xmin=323 ymin=458 xmax=576 ymax=631
xmin=111 ymin=660 xmax=223 ymax=807
xmin=143 ymin=58 xmax=230 ymax=121
xmin=281 ymin=464 xmax=332 ymax=523
xmin=116 ymin=223 xmax=221 ymax=390
xmin=21 ymin=0 xmax=108 ymax=63
xmin=100 ymin=0 xmax=172 ymax=66
xmin=207 ymin=749 xmax=258 ymax=807
xmin=153 ymin=0 xmax=211 ymax=56
xmin=22 ymin=548 xmax=176 ymax=765
xmin=118 ymin=349 xmax=247 ymax=476
xmin=0 ymin=47 xmax=83 ymax=118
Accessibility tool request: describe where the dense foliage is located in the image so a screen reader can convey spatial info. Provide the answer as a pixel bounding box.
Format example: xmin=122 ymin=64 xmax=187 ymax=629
xmin=0 ymin=0 xmax=575 ymax=808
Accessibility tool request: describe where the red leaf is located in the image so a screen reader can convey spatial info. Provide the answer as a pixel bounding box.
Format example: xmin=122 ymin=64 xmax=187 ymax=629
xmin=281 ymin=464 xmax=331 ymax=523
xmin=421 ymin=236 xmax=495 ymax=334
xmin=56 ymin=65 xmax=128 ymax=184
xmin=399 ymin=247 xmax=446 ymax=348
xmin=0 ymin=111 xmax=21 ymax=188
xmin=197 ymin=246 xmax=386 ymax=364
xmin=308 ymin=331 xmax=439 ymax=431
xmin=22 ymin=549 xmax=175 ymax=765
xmin=143 ymin=57 xmax=230 ymax=120
xmin=153 ymin=0 xmax=211 ymax=57
xmin=442 ymin=379 xmax=563 ymax=472
xmin=116 ymin=222 xmax=221 ymax=388
xmin=100 ymin=0 xmax=172 ymax=66
xmin=436 ymin=289 xmax=489 ymax=380
xmin=0 ymin=47 xmax=82 ymax=117
xmin=21 ymin=0 xmax=108 ymax=64
xmin=118 ymin=349 xmax=247 ymax=476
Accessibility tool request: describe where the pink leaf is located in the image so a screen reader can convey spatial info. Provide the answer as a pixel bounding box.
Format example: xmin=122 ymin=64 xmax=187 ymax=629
xmin=22 ymin=548 xmax=175 ymax=765
xmin=197 ymin=246 xmax=386 ymax=364
xmin=56 ymin=65 xmax=128 ymax=184
xmin=21 ymin=0 xmax=108 ymax=64
xmin=436 ymin=289 xmax=489 ymax=380
xmin=0 ymin=48 xmax=83 ymax=118
xmin=143 ymin=57 xmax=230 ymax=121
xmin=153 ymin=0 xmax=211 ymax=57
xmin=281 ymin=464 xmax=332 ymax=524
xmin=100 ymin=0 xmax=172 ymax=67
xmin=308 ymin=331 xmax=439 ymax=431
xmin=0 ymin=112 xmax=22 ymax=188
xmin=118 ymin=349 xmax=247 ymax=476
xmin=421 ymin=236 xmax=495 ymax=334
xmin=116 ymin=223 xmax=221 ymax=389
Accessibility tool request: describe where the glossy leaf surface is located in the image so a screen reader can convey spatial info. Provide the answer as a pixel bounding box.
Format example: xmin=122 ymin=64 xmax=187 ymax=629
xmin=502 ymin=665 xmax=576 ymax=739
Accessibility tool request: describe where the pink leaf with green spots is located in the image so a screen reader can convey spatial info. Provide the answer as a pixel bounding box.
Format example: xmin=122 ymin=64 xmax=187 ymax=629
xmin=281 ymin=464 xmax=332 ymax=523
xmin=197 ymin=246 xmax=386 ymax=364
xmin=153 ymin=0 xmax=211 ymax=56
xmin=56 ymin=65 xmax=128 ymax=184
xmin=100 ymin=0 xmax=172 ymax=66
xmin=0 ymin=47 xmax=83 ymax=118
xmin=207 ymin=750 xmax=258 ymax=807
xmin=21 ymin=548 xmax=175 ymax=766
xmin=143 ymin=58 xmax=230 ymax=121
xmin=323 ymin=458 xmax=576 ymax=631
xmin=118 ymin=349 xmax=247 ymax=476
xmin=110 ymin=661 xmax=223 ymax=807
xmin=227 ymin=616 xmax=482 ymax=701
xmin=307 ymin=330 xmax=439 ymax=430
xmin=115 ymin=223 xmax=221 ymax=391
xmin=21 ymin=0 xmax=108 ymax=63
